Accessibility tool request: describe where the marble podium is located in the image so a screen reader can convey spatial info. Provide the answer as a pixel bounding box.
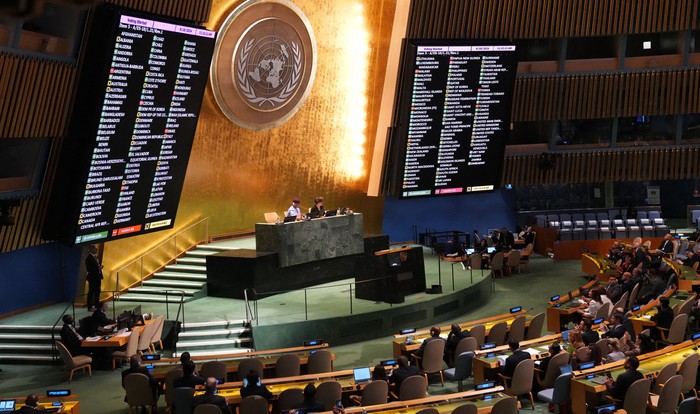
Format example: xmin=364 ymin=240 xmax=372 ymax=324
xmin=255 ymin=213 xmax=365 ymax=267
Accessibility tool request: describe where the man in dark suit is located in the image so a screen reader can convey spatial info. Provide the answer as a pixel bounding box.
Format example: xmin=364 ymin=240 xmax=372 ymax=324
xmin=602 ymin=313 xmax=635 ymax=342
xmin=239 ymin=370 xmax=273 ymax=401
xmin=605 ymin=356 xmax=644 ymax=402
xmin=122 ymin=355 xmax=160 ymax=402
xmin=388 ymin=355 xmax=419 ymax=394
xmin=92 ymin=301 xmax=116 ymax=332
xmin=656 ymin=234 xmax=675 ymax=256
xmin=85 ymin=245 xmax=103 ymax=311
xmin=174 ymin=360 xmax=205 ymax=388
xmin=295 ymin=383 xmax=325 ymax=413
xmin=15 ymin=394 xmax=42 ymax=413
xmin=501 ymin=339 xmax=531 ymax=383
xmin=650 ymin=296 xmax=674 ymax=340
xmin=537 ymin=342 xmax=562 ymax=375
xmin=193 ymin=377 xmax=232 ymax=414
xmin=444 ymin=324 xmax=471 ymax=364
xmin=605 ymin=275 xmax=623 ymax=304
xmin=412 ymin=326 xmax=444 ymax=358
xmin=60 ymin=314 xmax=88 ymax=356
xmin=578 ymin=319 xmax=600 ymax=345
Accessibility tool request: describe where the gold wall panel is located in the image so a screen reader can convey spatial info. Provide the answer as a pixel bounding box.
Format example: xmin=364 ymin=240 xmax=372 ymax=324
xmin=103 ymin=0 xmax=396 ymax=277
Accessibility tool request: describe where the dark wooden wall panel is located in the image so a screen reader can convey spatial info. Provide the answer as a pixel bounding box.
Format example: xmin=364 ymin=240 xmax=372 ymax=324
xmin=105 ymin=0 xmax=212 ymax=23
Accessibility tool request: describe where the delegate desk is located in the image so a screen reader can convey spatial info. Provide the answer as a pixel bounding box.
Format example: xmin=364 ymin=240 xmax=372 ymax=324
xmin=81 ymin=318 xmax=155 ymax=348
xmin=570 ymin=339 xmax=700 ymax=414
xmin=546 ymin=279 xmax=599 ymax=332
xmin=392 ymin=309 xmax=532 ymax=358
xmin=471 ymin=333 xmax=561 ymax=383
xmin=581 ymin=253 xmax=617 ymax=282
xmin=628 ymin=289 xmax=692 ymax=335
xmin=665 ymin=258 xmax=700 ymax=291
xmin=318 ymin=387 xmax=512 ymax=414
xmin=150 ymin=344 xmax=334 ymax=380
xmin=2 ymin=395 xmax=81 ymax=414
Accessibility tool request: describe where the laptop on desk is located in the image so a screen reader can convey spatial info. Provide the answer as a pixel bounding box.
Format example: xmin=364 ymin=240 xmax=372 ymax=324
xmin=0 ymin=400 xmax=15 ymax=412
xmin=353 ymin=367 xmax=372 ymax=384
xmin=325 ymin=209 xmax=338 ymax=217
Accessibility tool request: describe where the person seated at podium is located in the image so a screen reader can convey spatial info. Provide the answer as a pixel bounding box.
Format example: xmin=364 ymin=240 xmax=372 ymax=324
xmin=309 ymin=196 xmax=325 ymax=218
xmin=92 ymin=301 xmax=116 ymax=333
xmin=286 ymin=198 xmax=301 ymax=218
xmin=60 ymin=314 xmax=89 ymax=356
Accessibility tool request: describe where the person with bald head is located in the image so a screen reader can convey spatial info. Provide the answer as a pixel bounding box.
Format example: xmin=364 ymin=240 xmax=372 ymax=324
xmin=121 ymin=354 xmax=159 ymax=401
xmin=193 ymin=377 xmax=231 ymax=414
xmin=15 ymin=394 xmax=41 ymax=413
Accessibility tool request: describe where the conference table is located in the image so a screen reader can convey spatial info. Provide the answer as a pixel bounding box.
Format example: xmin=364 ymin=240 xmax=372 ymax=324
xmin=0 ymin=396 xmax=80 ymax=414
xmin=570 ymin=339 xmax=700 ymax=414
xmin=546 ymin=278 xmax=599 ymax=332
xmin=581 ymin=253 xmax=617 ymax=282
xmin=80 ymin=318 xmax=155 ymax=348
xmin=149 ymin=344 xmax=334 ymax=380
xmin=628 ymin=289 xmax=694 ymax=335
xmin=392 ymin=309 xmax=534 ymax=358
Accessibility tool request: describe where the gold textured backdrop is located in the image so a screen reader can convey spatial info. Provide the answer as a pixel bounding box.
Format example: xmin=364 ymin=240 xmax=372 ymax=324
xmin=102 ymin=0 xmax=395 ymax=279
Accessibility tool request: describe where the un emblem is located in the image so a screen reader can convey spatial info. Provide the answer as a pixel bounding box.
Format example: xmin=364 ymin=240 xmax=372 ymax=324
xmin=210 ymin=0 xmax=317 ymax=130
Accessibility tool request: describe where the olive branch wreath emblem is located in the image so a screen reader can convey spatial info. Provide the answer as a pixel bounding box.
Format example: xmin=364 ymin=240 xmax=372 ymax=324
xmin=237 ymin=38 xmax=302 ymax=107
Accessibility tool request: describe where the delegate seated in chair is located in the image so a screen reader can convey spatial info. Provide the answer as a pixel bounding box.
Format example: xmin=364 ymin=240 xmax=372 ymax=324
xmin=500 ymin=339 xmax=531 ymax=385
xmin=388 ymin=356 xmax=419 ymax=395
xmin=193 ymin=377 xmax=231 ymax=414
xmin=122 ymin=355 xmax=160 ymax=402
xmin=604 ymin=356 xmax=644 ymax=403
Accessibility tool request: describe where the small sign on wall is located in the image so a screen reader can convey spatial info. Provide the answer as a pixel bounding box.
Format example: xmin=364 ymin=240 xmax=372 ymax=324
xmin=647 ymin=185 xmax=660 ymax=204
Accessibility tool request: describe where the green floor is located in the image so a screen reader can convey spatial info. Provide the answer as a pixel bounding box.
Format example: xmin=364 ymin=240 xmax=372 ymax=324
xmin=0 ymin=251 xmax=588 ymax=413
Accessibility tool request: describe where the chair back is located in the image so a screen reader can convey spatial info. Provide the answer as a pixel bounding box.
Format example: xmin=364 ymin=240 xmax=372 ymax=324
xmin=452 ymin=351 xmax=474 ymax=380
xmin=450 ymin=404 xmax=478 ymax=414
xmin=628 ymin=283 xmax=641 ymax=309
xmin=124 ymin=373 xmax=155 ymax=407
xmin=415 ymin=409 xmax=438 ymax=414
xmin=275 ymin=353 xmax=301 ymax=377
xmin=194 ymin=404 xmax=223 ymax=414
xmin=454 ymin=337 xmax=477 ymax=356
xmin=399 ymin=375 xmax=427 ymax=400
xmin=469 ymin=325 xmax=485 ymax=346
xmin=469 ymin=254 xmax=482 ymax=272
xmin=525 ymin=313 xmax=545 ymax=340
xmin=125 ymin=328 xmax=140 ymax=357
xmin=507 ymin=315 xmax=526 ymax=342
xmin=239 ymin=395 xmax=269 ymax=414
xmin=612 ymin=293 xmax=628 ymax=314
xmin=200 ymin=361 xmax=227 ymax=381
xmin=678 ymin=396 xmax=698 ymax=414
xmin=678 ymin=297 xmax=694 ymax=317
xmin=506 ymin=250 xmax=520 ymax=269
xmin=315 ymin=381 xmax=341 ymax=410
xmin=361 ymin=380 xmax=388 ymax=406
xmin=542 ymin=352 xmax=570 ymax=389
xmin=550 ymin=372 xmax=573 ymax=405
xmin=622 ymin=378 xmax=651 ymax=414
xmin=137 ymin=321 xmax=157 ymax=352
xmin=654 ymin=375 xmax=683 ymax=413
xmin=509 ymin=359 xmax=534 ymax=396
xmin=276 ymin=387 xmax=303 ymax=412
xmin=421 ymin=339 xmax=446 ymax=373
xmin=486 ymin=321 xmax=508 ymax=345
xmin=78 ymin=316 xmax=97 ymax=337
xmin=653 ymin=362 xmax=677 ymax=394
xmin=666 ymin=313 xmax=689 ymax=344
xmin=237 ymin=358 xmax=264 ymax=380
xmin=150 ymin=315 xmax=165 ymax=348
xmin=307 ymin=350 xmax=333 ymax=374
xmin=594 ymin=302 xmax=611 ymax=320
xmin=491 ymin=396 xmax=518 ymax=414
xmin=595 ymin=339 xmax=610 ymax=361
xmin=679 ymin=353 xmax=699 ymax=394
xmin=55 ymin=341 xmax=77 ymax=368
xmin=164 ymin=367 xmax=184 ymax=406
xmin=172 ymin=387 xmax=195 ymax=414
xmin=264 ymin=212 xmax=279 ymax=223
xmin=491 ymin=252 xmax=505 ymax=272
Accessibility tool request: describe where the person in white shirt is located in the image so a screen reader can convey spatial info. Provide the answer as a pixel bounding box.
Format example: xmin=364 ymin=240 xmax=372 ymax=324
xmin=286 ymin=198 xmax=301 ymax=218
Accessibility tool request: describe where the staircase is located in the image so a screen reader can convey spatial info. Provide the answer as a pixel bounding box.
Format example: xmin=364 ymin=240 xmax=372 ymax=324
xmin=0 ymin=325 xmax=59 ymax=364
xmin=118 ymin=244 xmax=234 ymax=303
xmin=174 ymin=319 xmax=253 ymax=357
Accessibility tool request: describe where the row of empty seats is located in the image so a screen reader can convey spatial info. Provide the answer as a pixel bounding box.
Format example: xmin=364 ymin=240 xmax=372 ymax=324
xmin=535 ymin=210 xmax=670 ymax=240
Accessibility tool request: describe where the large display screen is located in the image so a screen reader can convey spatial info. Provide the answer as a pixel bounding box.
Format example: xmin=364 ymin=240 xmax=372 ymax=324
xmin=44 ymin=5 xmax=215 ymax=245
xmin=393 ymin=40 xmax=517 ymax=198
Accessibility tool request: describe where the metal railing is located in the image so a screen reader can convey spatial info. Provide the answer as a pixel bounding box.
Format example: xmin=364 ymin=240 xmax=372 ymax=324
xmin=114 ymin=217 xmax=210 ymax=295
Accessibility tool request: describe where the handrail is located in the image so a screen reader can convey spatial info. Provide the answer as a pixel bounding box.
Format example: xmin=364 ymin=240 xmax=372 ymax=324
xmin=243 ymin=288 xmax=257 ymax=323
xmin=114 ymin=217 xmax=210 ymax=295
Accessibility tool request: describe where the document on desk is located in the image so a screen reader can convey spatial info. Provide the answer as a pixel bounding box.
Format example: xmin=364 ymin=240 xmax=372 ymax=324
xmin=86 ymin=336 xmax=102 ymax=341
xmin=523 ymin=348 xmax=541 ymax=356
xmin=116 ymin=331 xmax=131 ymax=337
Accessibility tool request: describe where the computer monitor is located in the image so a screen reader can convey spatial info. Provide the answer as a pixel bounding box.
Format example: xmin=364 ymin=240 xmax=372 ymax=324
xmin=283 ymin=215 xmax=297 ymax=223
xmin=561 ymin=330 xmax=571 ymax=342
xmin=325 ymin=209 xmax=338 ymax=217
xmin=353 ymin=367 xmax=372 ymax=384
xmin=559 ymin=365 xmax=573 ymax=375
xmin=131 ymin=305 xmax=143 ymax=326
xmin=0 ymin=400 xmax=14 ymax=412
